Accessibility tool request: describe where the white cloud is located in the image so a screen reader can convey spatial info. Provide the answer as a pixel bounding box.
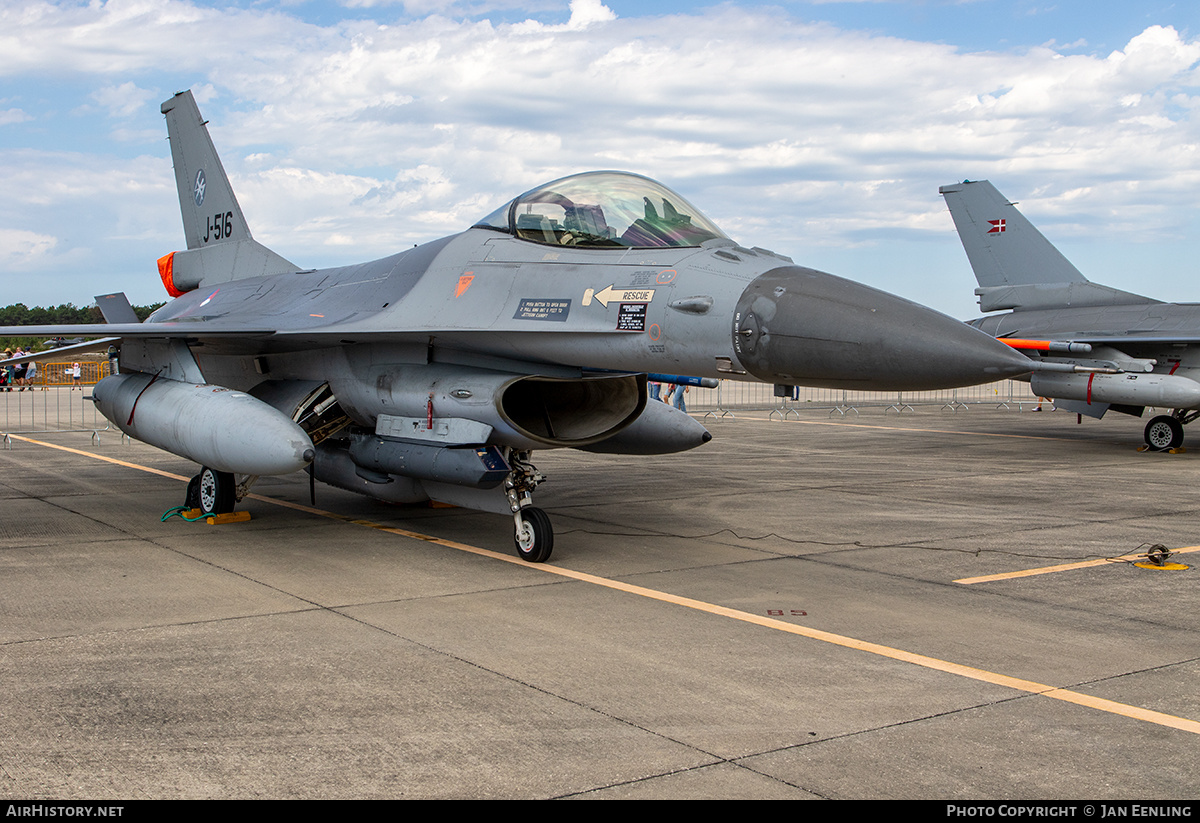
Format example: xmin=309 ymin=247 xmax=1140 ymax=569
xmin=0 ymin=228 xmax=58 ymax=269
xmin=91 ymin=81 xmax=155 ymax=118
xmin=564 ymin=0 xmax=615 ymax=30
xmin=0 ymin=106 xmax=30 ymax=125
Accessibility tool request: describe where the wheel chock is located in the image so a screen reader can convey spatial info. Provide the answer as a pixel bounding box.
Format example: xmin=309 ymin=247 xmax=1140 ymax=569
xmin=182 ymin=508 xmax=252 ymax=525
xmin=206 ymin=511 xmax=252 ymax=525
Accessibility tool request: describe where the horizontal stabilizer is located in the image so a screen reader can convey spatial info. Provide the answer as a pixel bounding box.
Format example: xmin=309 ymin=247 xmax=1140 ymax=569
xmin=0 ymin=337 xmax=121 ymax=366
xmin=94 ymin=293 xmax=140 ymax=324
xmin=974 ymin=282 xmax=1157 ymax=313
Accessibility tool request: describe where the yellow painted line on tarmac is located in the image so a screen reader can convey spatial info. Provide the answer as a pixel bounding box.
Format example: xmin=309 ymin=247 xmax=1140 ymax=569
xmin=956 ymin=545 xmax=1200 ymax=584
xmin=3 ymin=433 xmax=191 ymax=482
xmin=12 ymin=433 xmax=1200 ymax=737
xmin=482 ymin=563 xmax=1200 ymax=735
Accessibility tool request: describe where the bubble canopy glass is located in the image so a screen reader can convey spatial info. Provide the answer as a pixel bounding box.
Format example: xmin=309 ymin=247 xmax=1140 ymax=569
xmin=475 ymin=171 xmax=729 ymax=249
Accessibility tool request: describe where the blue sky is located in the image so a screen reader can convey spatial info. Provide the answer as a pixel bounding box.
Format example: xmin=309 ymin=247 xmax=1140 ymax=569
xmin=1 ymin=0 xmax=1198 ymax=319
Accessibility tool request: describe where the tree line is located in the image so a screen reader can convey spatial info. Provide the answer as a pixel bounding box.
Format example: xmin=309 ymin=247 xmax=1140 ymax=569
xmin=1 ymin=302 xmax=164 ymax=325
xmin=1 ymin=302 xmax=165 ymax=350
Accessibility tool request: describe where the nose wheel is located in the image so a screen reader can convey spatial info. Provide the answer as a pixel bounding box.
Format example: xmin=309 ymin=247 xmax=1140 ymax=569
xmin=514 ymin=506 xmax=554 ymax=563
xmin=505 ymin=449 xmax=553 ymax=562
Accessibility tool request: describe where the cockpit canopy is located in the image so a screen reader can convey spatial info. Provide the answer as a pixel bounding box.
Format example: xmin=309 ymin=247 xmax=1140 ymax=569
xmin=475 ymin=171 xmax=729 ymax=249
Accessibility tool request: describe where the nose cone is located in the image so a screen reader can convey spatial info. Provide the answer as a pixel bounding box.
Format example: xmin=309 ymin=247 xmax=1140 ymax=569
xmin=733 ymin=267 xmax=1031 ymax=391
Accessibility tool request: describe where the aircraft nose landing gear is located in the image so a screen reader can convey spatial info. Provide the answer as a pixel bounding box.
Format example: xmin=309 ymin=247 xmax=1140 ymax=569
xmin=514 ymin=506 xmax=554 ymax=563
xmin=505 ymin=450 xmax=553 ymax=562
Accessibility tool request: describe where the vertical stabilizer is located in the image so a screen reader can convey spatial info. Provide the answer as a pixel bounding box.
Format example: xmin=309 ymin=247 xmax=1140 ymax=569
xmin=939 ymin=180 xmax=1154 ymax=311
xmin=159 ymin=91 xmax=295 ymax=292
xmin=162 ymin=90 xmax=253 ymax=251
xmin=939 ymin=180 xmax=1086 ymax=288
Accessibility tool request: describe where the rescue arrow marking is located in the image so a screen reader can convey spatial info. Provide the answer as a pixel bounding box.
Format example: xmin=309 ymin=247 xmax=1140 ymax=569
xmin=583 ymin=284 xmax=655 ymax=308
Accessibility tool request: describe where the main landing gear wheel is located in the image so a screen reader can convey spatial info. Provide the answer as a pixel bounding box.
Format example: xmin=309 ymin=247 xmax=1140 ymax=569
xmin=196 ymin=466 xmax=236 ymax=515
xmin=1144 ymin=415 xmax=1184 ymax=451
xmin=514 ymin=507 xmax=554 ymax=563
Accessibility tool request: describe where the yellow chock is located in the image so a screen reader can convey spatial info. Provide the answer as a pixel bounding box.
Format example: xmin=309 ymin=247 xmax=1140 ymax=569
xmin=205 ymin=511 xmax=252 ymax=525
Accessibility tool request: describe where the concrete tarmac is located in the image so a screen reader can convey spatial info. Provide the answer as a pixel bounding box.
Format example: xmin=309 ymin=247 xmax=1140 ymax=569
xmin=1 ymin=406 xmax=1198 ymax=799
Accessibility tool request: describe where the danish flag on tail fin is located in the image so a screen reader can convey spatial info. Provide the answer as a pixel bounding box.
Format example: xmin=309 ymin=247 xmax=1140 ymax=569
xmin=987 ymin=219 xmax=1006 ymax=233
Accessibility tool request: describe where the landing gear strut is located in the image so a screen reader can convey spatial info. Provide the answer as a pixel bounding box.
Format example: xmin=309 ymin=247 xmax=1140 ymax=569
xmin=505 ymin=449 xmax=553 ymax=562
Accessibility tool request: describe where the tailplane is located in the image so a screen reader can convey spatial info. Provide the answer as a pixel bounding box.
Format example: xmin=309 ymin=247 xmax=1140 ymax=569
xmin=939 ymin=180 xmax=1155 ymax=312
xmin=158 ymin=91 xmax=295 ymax=295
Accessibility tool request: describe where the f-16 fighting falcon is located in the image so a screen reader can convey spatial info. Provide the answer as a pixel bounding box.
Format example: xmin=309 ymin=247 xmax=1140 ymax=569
xmin=0 ymin=91 xmax=1032 ymax=562
xmin=942 ymin=179 xmax=1200 ymax=453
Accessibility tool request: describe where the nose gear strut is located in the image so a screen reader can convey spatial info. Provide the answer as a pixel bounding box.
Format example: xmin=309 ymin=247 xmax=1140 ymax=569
xmin=504 ymin=449 xmax=553 ymax=562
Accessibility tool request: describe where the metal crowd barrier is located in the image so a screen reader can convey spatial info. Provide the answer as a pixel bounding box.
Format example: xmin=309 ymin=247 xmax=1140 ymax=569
xmin=686 ymin=379 xmax=1042 ymax=419
xmin=22 ymin=360 xmax=112 ymax=387
xmin=1 ymin=362 xmax=115 ymax=443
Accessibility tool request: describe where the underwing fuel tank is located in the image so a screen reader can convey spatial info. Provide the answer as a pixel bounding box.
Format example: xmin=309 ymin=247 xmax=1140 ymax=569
xmin=733 ymin=267 xmax=1033 ymax=390
xmin=1032 ymin=372 xmax=1200 ymax=410
xmin=92 ymin=372 xmax=316 ymax=476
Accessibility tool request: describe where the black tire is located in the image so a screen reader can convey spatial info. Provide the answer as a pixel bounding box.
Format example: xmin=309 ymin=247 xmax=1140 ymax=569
xmin=198 ymin=467 xmax=236 ymax=515
xmin=185 ymin=474 xmax=201 ymax=509
xmin=1144 ymin=415 xmax=1185 ymax=451
xmin=514 ymin=506 xmax=554 ymax=563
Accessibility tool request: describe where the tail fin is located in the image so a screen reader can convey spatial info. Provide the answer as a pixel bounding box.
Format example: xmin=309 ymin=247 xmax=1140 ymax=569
xmin=159 ymin=91 xmax=295 ymax=294
xmin=939 ymin=180 xmax=1153 ymax=312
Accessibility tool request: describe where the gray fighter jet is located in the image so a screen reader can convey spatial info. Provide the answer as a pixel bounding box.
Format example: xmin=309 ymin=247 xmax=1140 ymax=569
xmin=0 ymin=91 xmax=1032 ymax=561
xmin=941 ymin=179 xmax=1200 ymax=452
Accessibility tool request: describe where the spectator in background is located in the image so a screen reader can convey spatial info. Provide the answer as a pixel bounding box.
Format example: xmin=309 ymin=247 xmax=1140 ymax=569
xmin=672 ymin=383 xmax=689 ymax=412
xmin=13 ymin=350 xmax=27 ymax=390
